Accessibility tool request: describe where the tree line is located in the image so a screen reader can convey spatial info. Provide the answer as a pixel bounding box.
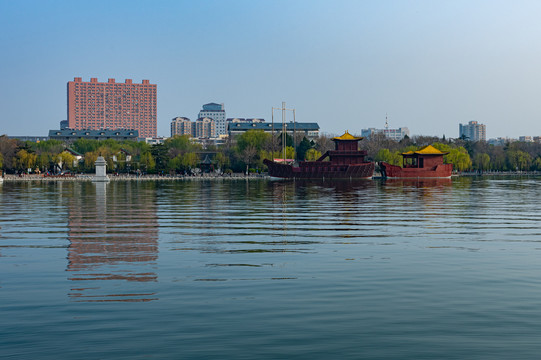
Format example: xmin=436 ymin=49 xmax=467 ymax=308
xmin=2 ymin=131 xmax=541 ymax=174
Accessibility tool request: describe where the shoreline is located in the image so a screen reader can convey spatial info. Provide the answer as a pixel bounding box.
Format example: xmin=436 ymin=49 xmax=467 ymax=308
xmin=3 ymin=171 xmax=541 ymax=182
xmin=2 ymin=173 xmax=269 ymax=182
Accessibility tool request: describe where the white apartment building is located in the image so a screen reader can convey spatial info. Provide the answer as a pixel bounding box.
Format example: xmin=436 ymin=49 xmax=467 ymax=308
xmin=459 ymin=121 xmax=486 ymax=142
xmin=198 ymin=103 xmax=226 ymax=136
xmin=361 ymin=127 xmax=410 ymax=141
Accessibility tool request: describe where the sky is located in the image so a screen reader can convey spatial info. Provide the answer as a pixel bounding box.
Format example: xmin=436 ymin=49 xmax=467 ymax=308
xmin=1 ymin=0 xmax=541 ymax=139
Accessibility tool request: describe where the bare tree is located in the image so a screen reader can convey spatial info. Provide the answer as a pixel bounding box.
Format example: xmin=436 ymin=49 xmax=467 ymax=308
xmin=314 ymin=134 xmax=334 ymax=154
xmin=240 ymin=145 xmax=257 ymax=174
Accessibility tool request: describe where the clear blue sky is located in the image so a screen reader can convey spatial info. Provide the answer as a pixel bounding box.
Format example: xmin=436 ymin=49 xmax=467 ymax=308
xmin=1 ymin=0 xmax=541 ymax=139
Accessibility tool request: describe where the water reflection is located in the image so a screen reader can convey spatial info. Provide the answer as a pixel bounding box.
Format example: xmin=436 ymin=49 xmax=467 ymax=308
xmin=6 ymin=178 xmax=541 ymax=358
xmin=66 ymin=182 xmax=159 ymax=302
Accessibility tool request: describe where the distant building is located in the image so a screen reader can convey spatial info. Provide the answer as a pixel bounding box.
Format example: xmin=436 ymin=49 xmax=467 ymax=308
xmin=60 ymin=120 xmax=69 ymax=130
xmin=194 ymin=117 xmax=216 ymax=138
xmin=199 ymin=103 xmax=226 ymax=136
xmin=171 ymin=117 xmax=193 ymax=137
xmin=170 ymin=116 xmax=216 ymax=138
xmin=361 ymin=127 xmax=410 ymax=141
xmin=143 ymin=137 xmax=167 ymax=145
xmin=191 ymin=137 xmax=227 ymax=148
xmin=67 ymin=77 xmax=157 ymax=138
xmin=49 ymin=129 xmax=139 ymax=142
xmin=459 ymin=121 xmax=486 ymax=142
xmin=488 ymin=137 xmax=514 ymax=146
xmin=228 ymin=122 xmax=319 ymax=140
xmin=519 ymin=136 xmax=533 ymax=142
xmin=8 ymin=136 xmax=49 ymax=142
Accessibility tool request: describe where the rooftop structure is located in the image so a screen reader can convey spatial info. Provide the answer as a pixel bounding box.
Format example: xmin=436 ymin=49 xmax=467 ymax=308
xmin=49 ymin=129 xmax=139 ymax=142
xmin=67 ymin=77 xmax=157 ymax=138
xmin=228 ymin=122 xmax=320 ymax=140
xmin=8 ymin=136 xmax=49 ymax=142
xmin=227 ymin=118 xmax=265 ymax=123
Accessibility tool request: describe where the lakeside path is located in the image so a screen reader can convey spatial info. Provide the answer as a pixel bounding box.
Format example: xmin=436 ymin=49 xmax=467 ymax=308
xmin=2 ymin=173 xmax=268 ymax=182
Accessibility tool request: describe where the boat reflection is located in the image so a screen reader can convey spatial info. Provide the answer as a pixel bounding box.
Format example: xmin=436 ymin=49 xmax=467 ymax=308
xmin=381 ymin=177 xmax=453 ymax=188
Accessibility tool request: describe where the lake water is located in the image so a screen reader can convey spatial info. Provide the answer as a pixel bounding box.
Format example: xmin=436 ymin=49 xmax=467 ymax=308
xmin=2 ymin=177 xmax=541 ymax=359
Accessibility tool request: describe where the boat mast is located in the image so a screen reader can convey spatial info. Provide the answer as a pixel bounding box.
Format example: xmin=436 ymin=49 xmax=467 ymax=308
xmin=271 ymin=108 xmax=274 ymax=157
xmin=271 ymin=102 xmax=295 ymax=162
xmin=282 ymin=101 xmax=286 ymax=162
xmin=293 ymin=108 xmax=296 ymax=160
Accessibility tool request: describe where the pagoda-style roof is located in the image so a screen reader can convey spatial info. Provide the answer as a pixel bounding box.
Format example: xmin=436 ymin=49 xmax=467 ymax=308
xmin=201 ymin=155 xmax=213 ymax=165
xmin=332 ymin=131 xmax=363 ymax=141
xmin=402 ymin=145 xmax=449 ymax=156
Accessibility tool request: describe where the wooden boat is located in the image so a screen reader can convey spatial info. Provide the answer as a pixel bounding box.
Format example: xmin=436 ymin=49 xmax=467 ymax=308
xmin=379 ymin=145 xmax=453 ymax=178
xmin=264 ymin=131 xmax=374 ymax=179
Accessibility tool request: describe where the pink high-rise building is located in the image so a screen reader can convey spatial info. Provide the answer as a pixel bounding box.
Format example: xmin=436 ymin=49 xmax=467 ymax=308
xmin=67 ymin=77 xmax=157 ymax=138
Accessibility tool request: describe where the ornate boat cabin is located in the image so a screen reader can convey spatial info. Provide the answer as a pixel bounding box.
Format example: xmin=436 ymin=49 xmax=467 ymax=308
xmin=379 ymin=145 xmax=453 ymax=178
xmin=264 ymin=131 xmax=374 ymax=179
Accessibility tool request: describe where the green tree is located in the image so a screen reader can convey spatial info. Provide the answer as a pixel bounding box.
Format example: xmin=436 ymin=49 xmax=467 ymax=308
xmin=84 ymin=151 xmax=98 ymax=172
xmin=532 ymin=157 xmax=541 ymax=171
xmin=150 ymin=144 xmax=168 ymax=173
xmin=140 ymin=152 xmax=156 ymax=172
xmin=36 ymin=153 xmax=51 ymax=172
xmin=113 ymin=151 xmax=127 ymax=172
xmin=278 ymin=132 xmax=294 ymax=148
xmin=214 ymin=152 xmax=230 ymax=170
xmin=296 ymin=137 xmax=312 ymax=160
xmin=14 ymin=149 xmax=37 ymax=172
xmin=73 ymin=139 xmax=100 ymax=154
xmin=182 ymin=152 xmax=199 ymax=170
xmin=436 ymin=145 xmax=471 ymax=171
xmin=57 ymin=151 xmax=76 ymax=171
xmin=168 ymin=154 xmax=184 ymax=173
xmin=34 ymin=139 xmax=64 ymax=155
xmin=278 ymin=146 xmax=295 ymax=160
xmin=165 ymin=135 xmax=196 ymax=152
xmin=473 ymin=153 xmax=490 ymax=172
xmin=448 ymin=148 xmax=472 ymax=171
xmin=507 ymin=150 xmax=531 ymax=171
xmin=237 ymin=130 xmax=271 ymax=152
xmin=375 ymin=148 xmax=402 ymax=166
xmin=305 ymin=148 xmax=322 ymax=161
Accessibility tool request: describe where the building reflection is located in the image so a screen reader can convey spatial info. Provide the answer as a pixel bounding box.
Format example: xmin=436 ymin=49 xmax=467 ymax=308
xmin=66 ymin=181 xmax=159 ymax=302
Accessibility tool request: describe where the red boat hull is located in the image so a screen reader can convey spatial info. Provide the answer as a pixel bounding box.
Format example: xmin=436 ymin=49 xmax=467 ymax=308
xmin=379 ymin=162 xmax=452 ymax=178
xmin=264 ymin=159 xmax=374 ymax=179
